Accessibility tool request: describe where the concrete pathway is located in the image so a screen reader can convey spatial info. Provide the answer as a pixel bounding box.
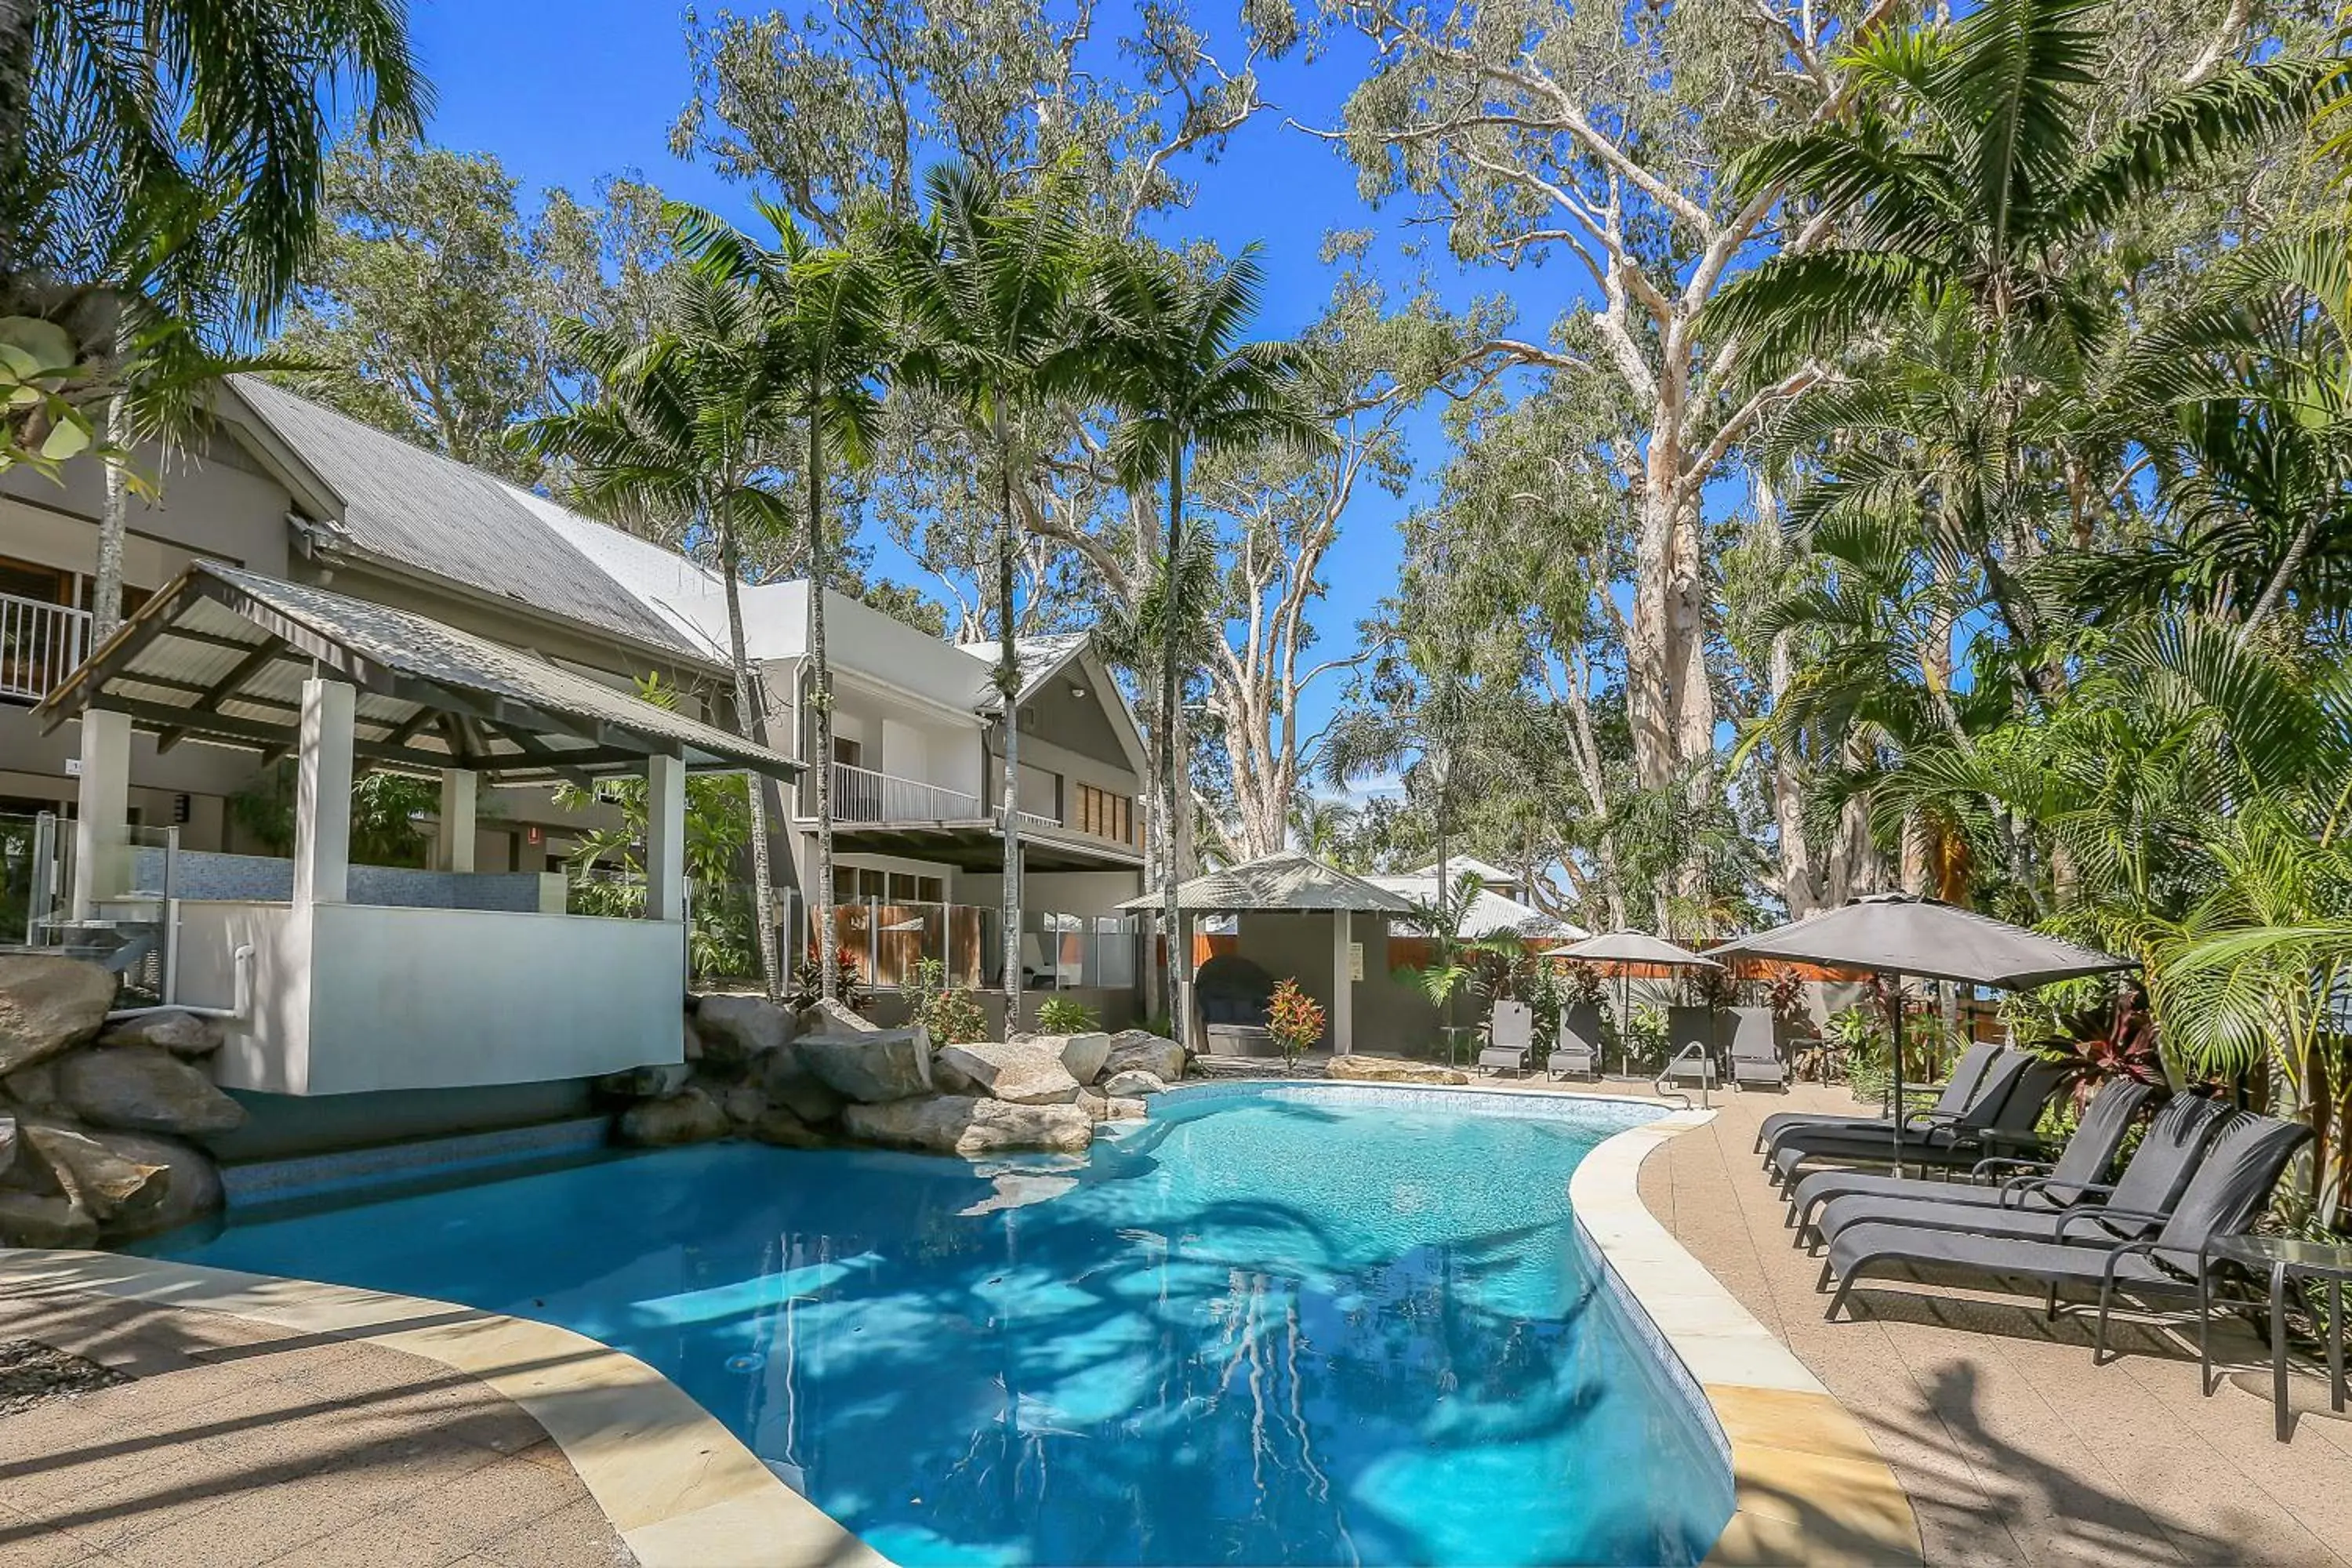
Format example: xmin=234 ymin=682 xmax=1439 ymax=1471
xmin=0 ymin=1287 xmax=632 ymax=1568
xmin=1642 ymin=1083 xmax=2352 ymax=1566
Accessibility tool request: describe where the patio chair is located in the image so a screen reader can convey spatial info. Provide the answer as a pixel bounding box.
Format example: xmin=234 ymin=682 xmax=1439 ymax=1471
xmin=1807 ymin=1091 xmax=2227 ymax=1257
xmin=1545 ymin=1004 xmax=1602 ymax=1081
xmin=1657 ymin=1006 xmax=1719 ymax=1092
xmin=1821 ymin=1112 xmax=2314 ymax=1366
xmin=1784 ymin=1077 xmax=2158 ymax=1242
xmin=1754 ymin=1039 xmax=2002 ymax=1155
xmin=1478 ymin=1000 xmax=1534 ymax=1076
xmin=1726 ymin=1007 xmax=1789 ymax=1092
xmin=1196 ymin=953 xmax=1278 ymax=1058
xmin=1766 ymin=1050 xmax=2061 ymax=1191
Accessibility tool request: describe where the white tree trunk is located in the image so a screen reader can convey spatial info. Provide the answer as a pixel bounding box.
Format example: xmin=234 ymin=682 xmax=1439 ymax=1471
xmin=718 ymin=520 xmax=783 ymax=1000
xmin=93 ymin=394 xmax=132 ymax=641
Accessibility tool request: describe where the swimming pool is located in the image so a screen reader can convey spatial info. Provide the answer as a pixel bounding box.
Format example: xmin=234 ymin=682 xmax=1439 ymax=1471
xmin=154 ymin=1084 xmax=1735 ymax=1566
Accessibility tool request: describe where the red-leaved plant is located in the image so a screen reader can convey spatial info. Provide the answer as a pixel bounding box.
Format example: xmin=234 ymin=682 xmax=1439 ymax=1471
xmin=1265 ymin=978 xmax=1326 ymax=1069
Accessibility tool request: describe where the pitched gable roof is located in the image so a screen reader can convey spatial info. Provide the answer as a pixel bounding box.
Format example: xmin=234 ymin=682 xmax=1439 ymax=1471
xmin=225 ymin=376 xmax=707 ymax=661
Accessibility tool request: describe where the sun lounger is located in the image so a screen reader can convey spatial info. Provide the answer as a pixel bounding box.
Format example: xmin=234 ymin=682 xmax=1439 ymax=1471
xmin=1755 ymin=1039 xmax=2002 ymax=1154
xmin=1727 ymin=1007 xmax=1789 ymax=1092
xmin=1478 ymin=1000 xmax=1534 ymax=1076
xmin=1766 ymin=1052 xmax=2063 ymax=1190
xmin=1822 ymin=1111 xmax=2314 ymax=1363
xmin=1806 ymin=1087 xmax=2220 ymax=1250
xmin=1545 ymin=1004 xmax=1602 ymax=1080
xmin=1784 ymin=1078 xmax=2156 ymax=1240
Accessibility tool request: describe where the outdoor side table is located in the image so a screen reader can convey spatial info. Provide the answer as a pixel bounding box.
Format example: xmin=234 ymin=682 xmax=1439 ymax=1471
xmin=1438 ymin=1024 xmax=1482 ymax=1069
xmin=2199 ymin=1232 xmax=2352 ymax=1441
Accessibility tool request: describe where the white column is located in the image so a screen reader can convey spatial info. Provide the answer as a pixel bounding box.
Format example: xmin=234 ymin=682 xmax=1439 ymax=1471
xmin=293 ymin=678 xmax=354 ymax=908
xmin=645 ymin=753 xmax=687 ymax=924
xmin=435 ymin=768 xmax=477 ymax=873
xmin=1331 ymin=909 xmax=1353 ymax=1055
xmin=69 ymin=708 xmax=132 ymax=921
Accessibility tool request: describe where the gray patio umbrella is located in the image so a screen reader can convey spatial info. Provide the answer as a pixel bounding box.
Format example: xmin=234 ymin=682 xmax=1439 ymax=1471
xmin=1707 ymin=893 xmax=2135 ymax=1174
xmin=1554 ymin=931 xmax=1722 ymax=1082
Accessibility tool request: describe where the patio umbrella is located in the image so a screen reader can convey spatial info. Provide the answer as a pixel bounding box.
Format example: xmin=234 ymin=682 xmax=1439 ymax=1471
xmin=1706 ymin=893 xmax=2136 ymax=1174
xmin=1554 ymin=931 xmax=1721 ymax=1082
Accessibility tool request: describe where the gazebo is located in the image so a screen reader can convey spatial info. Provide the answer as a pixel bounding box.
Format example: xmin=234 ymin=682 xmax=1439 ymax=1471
xmin=34 ymin=561 xmax=800 ymax=1096
xmin=1118 ymin=851 xmax=1413 ymax=1055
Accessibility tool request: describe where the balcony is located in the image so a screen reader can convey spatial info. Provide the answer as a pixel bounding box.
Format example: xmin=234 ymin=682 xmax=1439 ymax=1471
xmin=826 ymin=760 xmax=982 ymax=823
xmin=1 ymin=590 xmax=91 ymax=702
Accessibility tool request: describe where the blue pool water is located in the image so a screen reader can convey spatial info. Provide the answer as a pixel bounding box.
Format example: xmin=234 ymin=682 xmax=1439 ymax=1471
xmin=155 ymin=1085 xmax=1733 ymax=1565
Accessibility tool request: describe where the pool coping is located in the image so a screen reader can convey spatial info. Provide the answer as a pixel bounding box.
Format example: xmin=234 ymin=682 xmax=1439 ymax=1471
xmin=0 ymin=1247 xmax=876 ymax=1568
xmin=1567 ymin=1109 xmax=1926 ymax=1566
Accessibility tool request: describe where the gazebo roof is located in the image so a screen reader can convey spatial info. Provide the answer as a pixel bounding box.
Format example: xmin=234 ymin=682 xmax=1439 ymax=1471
xmin=35 ymin=562 xmax=801 ymax=785
xmin=1116 ymin=851 xmax=1414 ymax=915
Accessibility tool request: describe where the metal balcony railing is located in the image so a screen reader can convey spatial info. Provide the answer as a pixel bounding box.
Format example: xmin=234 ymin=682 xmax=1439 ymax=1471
xmin=0 ymin=590 xmax=90 ymax=702
xmin=826 ymin=760 xmax=982 ymax=823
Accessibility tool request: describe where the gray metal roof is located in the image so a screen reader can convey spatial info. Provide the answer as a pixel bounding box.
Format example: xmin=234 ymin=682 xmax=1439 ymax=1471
xmin=958 ymin=632 xmax=1093 ymax=709
xmin=227 ymin=376 xmax=707 ymax=660
xmin=1117 ymin=851 xmax=1414 ymax=914
xmin=37 ymin=562 xmax=800 ymax=782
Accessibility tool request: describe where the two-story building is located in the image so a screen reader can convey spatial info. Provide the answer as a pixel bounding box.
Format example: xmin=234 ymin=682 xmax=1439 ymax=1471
xmin=3 ymin=376 xmax=1152 ymax=1032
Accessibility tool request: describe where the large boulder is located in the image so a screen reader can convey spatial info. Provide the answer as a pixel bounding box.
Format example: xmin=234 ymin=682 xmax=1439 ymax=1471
xmin=20 ymin=1121 xmax=169 ymax=1224
xmin=616 ymin=1088 xmax=731 ymax=1147
xmin=1074 ymin=1087 xmax=1108 ymax=1122
xmin=0 ymin=1192 xmax=98 ymax=1249
xmin=1101 ymin=1069 xmax=1168 ymax=1098
xmin=936 ymin=1040 xmax=1080 ymax=1105
xmin=799 ymin=998 xmax=877 ymax=1035
xmin=841 ymin=1095 xmax=1093 ymax=1156
xmin=96 ymin=1011 xmax=222 ymax=1058
xmin=753 ymin=1042 xmax=848 ymax=1123
xmin=2 ymin=1060 xmax=59 ymax=1111
xmin=0 ymin=956 xmax=118 ymax=1076
xmin=798 ymin=1029 xmax=931 ymax=1104
xmin=1101 ymin=1030 xmax=1185 ymax=1083
xmin=596 ymin=1062 xmax=691 ymax=1099
xmin=79 ymin=1131 xmax=222 ymax=1240
xmin=1036 ymin=1033 xmax=1112 ymax=1085
xmin=748 ymin=1105 xmax=828 ymax=1149
xmin=1103 ymin=1096 xmax=1149 ymax=1122
xmin=0 ymin=1111 xmax=15 ymax=1179
xmin=694 ymin=995 xmax=793 ymax=1063
xmin=1327 ymin=1054 xmax=1468 ymax=1085
xmin=55 ymin=1045 xmax=246 ymax=1137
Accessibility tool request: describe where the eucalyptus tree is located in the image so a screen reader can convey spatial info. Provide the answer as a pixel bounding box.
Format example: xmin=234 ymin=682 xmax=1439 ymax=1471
xmin=891 ymin=162 xmax=1096 ymax=1019
xmin=517 ymin=270 xmax=800 ymax=1000
xmin=671 ymin=201 xmax=894 ymax=1002
xmin=1091 ymin=239 xmax=1326 ymax=1045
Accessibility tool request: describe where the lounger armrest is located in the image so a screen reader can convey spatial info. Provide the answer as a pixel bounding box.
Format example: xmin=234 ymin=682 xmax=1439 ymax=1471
xmin=2057 ymin=1207 xmax=2167 ymax=1242
xmin=1971 ymin=1155 xmax=2053 ymax=1183
xmin=2099 ymin=1238 xmax=2165 ymax=1290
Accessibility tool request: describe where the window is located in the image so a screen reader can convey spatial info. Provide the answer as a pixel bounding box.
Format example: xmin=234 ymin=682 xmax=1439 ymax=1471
xmin=1075 ymin=784 xmax=1134 ymax=844
xmin=832 ymin=737 xmax=863 ymax=767
xmin=0 ymin=555 xmax=71 ymax=606
xmin=886 ymin=873 xmax=948 ymax=905
xmin=833 ymin=866 xmax=887 ymax=901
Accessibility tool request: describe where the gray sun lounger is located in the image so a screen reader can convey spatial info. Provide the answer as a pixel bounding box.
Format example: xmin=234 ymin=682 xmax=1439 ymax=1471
xmin=1754 ymin=1039 xmax=2002 ymax=1154
xmin=1766 ymin=1051 xmax=2055 ymax=1190
xmin=1727 ymin=1007 xmax=1789 ymax=1092
xmin=1784 ymin=1077 xmax=2157 ymax=1240
xmin=1807 ymin=1091 xmax=2228 ymax=1254
xmin=1822 ymin=1111 xmax=2314 ymax=1363
xmin=1545 ymin=1004 xmax=1602 ymax=1081
xmin=1478 ymin=1000 xmax=1534 ymax=1076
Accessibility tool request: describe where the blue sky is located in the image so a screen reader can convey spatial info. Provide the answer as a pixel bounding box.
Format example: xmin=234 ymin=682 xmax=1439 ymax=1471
xmin=404 ymin=2 xmax=1575 ymax=771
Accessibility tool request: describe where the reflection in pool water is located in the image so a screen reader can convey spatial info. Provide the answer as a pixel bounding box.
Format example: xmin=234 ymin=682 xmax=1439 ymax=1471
xmin=157 ymin=1086 xmax=1734 ymax=1566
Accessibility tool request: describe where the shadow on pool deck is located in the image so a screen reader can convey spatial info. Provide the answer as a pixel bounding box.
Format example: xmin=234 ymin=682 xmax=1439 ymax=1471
xmin=1644 ymin=1083 xmax=2352 ymax=1566
xmin=0 ymin=1287 xmax=637 ymax=1566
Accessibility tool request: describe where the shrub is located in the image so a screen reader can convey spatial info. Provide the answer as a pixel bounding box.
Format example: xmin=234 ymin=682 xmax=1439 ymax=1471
xmin=1036 ymin=997 xmax=1099 ymax=1034
xmin=788 ymin=945 xmax=869 ymax=1014
xmin=1265 ymin=978 xmax=1325 ymax=1068
xmin=905 ymin=958 xmax=989 ymax=1044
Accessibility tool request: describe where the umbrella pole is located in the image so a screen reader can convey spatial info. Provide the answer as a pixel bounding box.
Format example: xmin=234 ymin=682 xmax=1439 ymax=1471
xmin=1889 ymin=971 xmax=1906 ymax=1178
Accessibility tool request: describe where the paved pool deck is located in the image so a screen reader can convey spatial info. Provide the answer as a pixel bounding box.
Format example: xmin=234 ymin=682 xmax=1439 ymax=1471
xmin=0 ymin=1284 xmax=631 ymax=1567
xmin=1639 ymin=1082 xmax=2352 ymax=1566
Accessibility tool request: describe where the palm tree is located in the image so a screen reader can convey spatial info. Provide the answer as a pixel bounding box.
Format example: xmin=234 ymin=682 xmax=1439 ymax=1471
xmin=517 ymin=269 xmax=799 ymax=1000
xmin=2 ymin=0 xmax=424 ymax=495
xmin=1708 ymin=0 xmax=2331 ymax=667
xmin=672 ymin=201 xmax=892 ymax=1002
xmin=891 ymin=162 xmax=1094 ymax=1022
xmin=1289 ymin=793 xmax=1359 ymax=864
xmin=1091 ymin=239 xmax=1325 ymax=1052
